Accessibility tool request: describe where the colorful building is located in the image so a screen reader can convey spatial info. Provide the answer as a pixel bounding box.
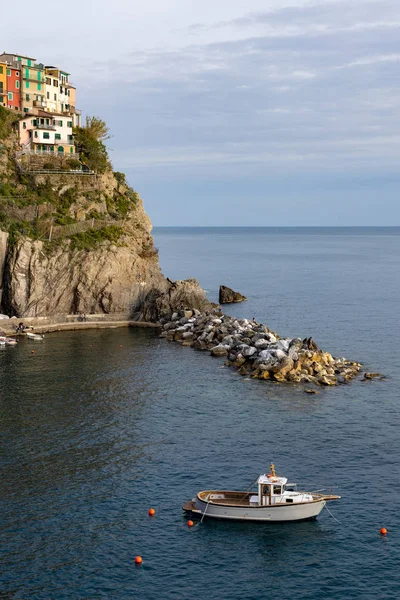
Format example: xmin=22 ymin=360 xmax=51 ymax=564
xmin=18 ymin=112 xmax=76 ymax=155
xmin=0 ymin=53 xmax=37 ymax=113
xmin=44 ymin=67 xmax=81 ymax=125
xmin=5 ymin=65 xmax=22 ymax=111
xmin=1 ymin=52 xmax=81 ymax=155
xmin=0 ymin=62 xmax=6 ymax=106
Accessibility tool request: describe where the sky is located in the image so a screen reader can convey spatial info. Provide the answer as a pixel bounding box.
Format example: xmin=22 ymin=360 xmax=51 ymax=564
xmin=1 ymin=0 xmax=400 ymax=226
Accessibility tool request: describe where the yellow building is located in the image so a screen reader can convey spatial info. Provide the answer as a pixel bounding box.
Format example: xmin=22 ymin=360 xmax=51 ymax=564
xmin=0 ymin=62 xmax=7 ymax=106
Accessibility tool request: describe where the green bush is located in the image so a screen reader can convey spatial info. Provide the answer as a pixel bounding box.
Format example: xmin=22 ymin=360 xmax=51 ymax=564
xmin=42 ymin=162 xmax=56 ymax=170
xmin=66 ymin=158 xmax=81 ymax=170
xmin=0 ymin=106 xmax=21 ymax=140
xmin=69 ymin=225 xmax=124 ymax=251
xmin=114 ymin=171 xmax=126 ymax=186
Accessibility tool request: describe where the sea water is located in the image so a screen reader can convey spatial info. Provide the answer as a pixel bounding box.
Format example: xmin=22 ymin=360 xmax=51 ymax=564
xmin=0 ymin=227 xmax=399 ymax=599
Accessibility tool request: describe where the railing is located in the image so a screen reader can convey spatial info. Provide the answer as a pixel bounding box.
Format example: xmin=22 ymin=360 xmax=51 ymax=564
xmin=17 ymin=149 xmax=80 ymax=158
xmin=34 ymin=123 xmax=56 ymax=130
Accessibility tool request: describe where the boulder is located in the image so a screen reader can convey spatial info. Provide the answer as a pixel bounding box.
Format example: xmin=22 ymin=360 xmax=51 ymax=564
xmin=210 ymin=344 xmax=230 ymax=357
xmin=219 ymin=285 xmax=247 ymax=304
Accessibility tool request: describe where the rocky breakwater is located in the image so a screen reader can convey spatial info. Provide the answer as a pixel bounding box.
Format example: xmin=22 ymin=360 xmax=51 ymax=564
xmin=160 ymin=312 xmax=362 ymax=386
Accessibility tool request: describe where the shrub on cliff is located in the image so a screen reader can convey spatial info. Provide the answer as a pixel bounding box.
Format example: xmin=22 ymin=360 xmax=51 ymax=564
xmin=0 ymin=106 xmax=21 ymax=140
xmin=73 ymin=116 xmax=110 ymax=174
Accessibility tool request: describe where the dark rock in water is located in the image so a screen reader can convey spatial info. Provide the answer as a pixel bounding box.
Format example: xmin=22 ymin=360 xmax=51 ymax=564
xmin=363 ymin=372 xmax=385 ymax=380
xmin=219 ymin=285 xmax=247 ymax=304
xmin=302 ymin=337 xmax=319 ymax=351
xmin=304 ymin=389 xmax=319 ymax=395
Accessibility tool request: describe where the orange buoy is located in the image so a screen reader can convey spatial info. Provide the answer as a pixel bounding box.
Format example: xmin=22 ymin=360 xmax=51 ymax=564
xmin=120 ymin=345 xmax=123 ymax=348
xmin=148 ymin=508 xmax=155 ymax=516
xmin=135 ymin=556 xmax=143 ymax=565
xmin=31 ymin=350 xmax=35 ymax=354
xmin=380 ymin=527 xmax=387 ymax=535
xmin=187 ymin=520 xmax=194 ymax=527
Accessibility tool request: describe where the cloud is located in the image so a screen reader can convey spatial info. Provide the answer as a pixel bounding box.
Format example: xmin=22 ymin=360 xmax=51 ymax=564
xmin=1 ymin=0 xmax=400 ymax=224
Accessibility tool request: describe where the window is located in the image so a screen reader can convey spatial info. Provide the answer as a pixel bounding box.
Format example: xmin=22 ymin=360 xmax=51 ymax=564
xmin=55 ymin=133 xmax=61 ymax=140
xmin=47 ymin=92 xmax=49 ymax=99
xmin=26 ymin=81 xmax=30 ymax=89
xmin=53 ymin=79 xmax=58 ymax=87
xmin=32 ymin=119 xmax=37 ymax=125
xmin=7 ymin=69 xmax=11 ymax=76
xmin=43 ymin=132 xmax=50 ymax=139
xmin=25 ymin=68 xmax=29 ymax=79
xmin=8 ymin=92 xmax=13 ymax=100
xmin=16 ymin=71 xmax=19 ymax=77
xmin=59 ymin=120 xmax=63 ymax=126
xmin=38 ymin=83 xmax=41 ymax=91
xmin=68 ymin=135 xmax=73 ymax=142
xmin=50 ymin=146 xmax=54 ymax=152
xmin=26 ymin=94 xmax=30 ymax=101
xmin=0 ymin=66 xmax=3 ymax=74
xmin=46 ymin=77 xmax=51 ymax=85
xmin=70 ymin=147 xmax=73 ymax=154
xmin=23 ymin=108 xmax=29 ymax=112
xmin=16 ymin=81 xmax=19 ymax=89
xmin=67 ymin=121 xmax=73 ymax=128
xmin=38 ymin=72 xmax=41 ymax=81
xmin=34 ymin=131 xmax=38 ymax=138
xmin=68 ymin=90 xmax=70 ymax=96
xmin=273 ymin=486 xmax=282 ymax=495
xmin=17 ymin=57 xmax=22 ymax=62
xmin=27 ymin=59 xmax=32 ymax=67
xmin=54 ymin=93 xmax=56 ymax=100
xmin=23 ymin=122 xmax=26 ymax=129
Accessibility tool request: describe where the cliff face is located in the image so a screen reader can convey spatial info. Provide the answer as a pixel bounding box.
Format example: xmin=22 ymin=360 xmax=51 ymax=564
xmin=3 ymin=192 xmax=167 ymax=316
xmin=0 ymin=119 xmax=213 ymax=319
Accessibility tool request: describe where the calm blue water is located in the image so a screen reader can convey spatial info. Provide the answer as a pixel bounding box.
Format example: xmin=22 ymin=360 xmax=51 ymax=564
xmin=1 ymin=227 xmax=400 ymax=599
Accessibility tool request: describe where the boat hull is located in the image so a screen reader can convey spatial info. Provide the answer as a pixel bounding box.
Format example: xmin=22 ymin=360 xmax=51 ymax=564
xmin=184 ymin=495 xmax=327 ymax=522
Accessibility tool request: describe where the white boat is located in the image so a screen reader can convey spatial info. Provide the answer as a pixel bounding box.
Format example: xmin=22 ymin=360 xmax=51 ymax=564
xmin=183 ymin=463 xmax=340 ymax=522
xmin=0 ymin=336 xmax=17 ymax=346
xmin=26 ymin=332 xmax=44 ymax=341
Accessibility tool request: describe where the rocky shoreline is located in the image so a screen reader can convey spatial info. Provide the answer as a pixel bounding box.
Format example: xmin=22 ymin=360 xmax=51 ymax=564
xmin=160 ymin=309 xmax=364 ymax=386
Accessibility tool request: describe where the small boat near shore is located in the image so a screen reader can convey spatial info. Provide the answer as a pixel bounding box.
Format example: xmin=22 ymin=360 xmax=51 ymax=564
xmin=183 ymin=463 xmax=340 ymax=522
xmin=0 ymin=336 xmax=18 ymax=346
xmin=26 ymin=332 xmax=44 ymax=341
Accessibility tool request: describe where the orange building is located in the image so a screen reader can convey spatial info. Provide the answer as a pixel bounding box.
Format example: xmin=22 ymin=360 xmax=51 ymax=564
xmin=5 ymin=65 xmax=21 ymax=111
xmin=0 ymin=62 xmax=7 ymax=106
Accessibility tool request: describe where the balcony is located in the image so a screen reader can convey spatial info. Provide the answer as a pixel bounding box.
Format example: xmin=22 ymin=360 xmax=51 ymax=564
xmin=35 ymin=123 xmax=56 ymax=130
xmin=33 ymin=100 xmax=46 ymax=108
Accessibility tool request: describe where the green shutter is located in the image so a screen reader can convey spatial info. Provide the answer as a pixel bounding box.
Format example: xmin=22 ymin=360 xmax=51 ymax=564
xmin=26 ymin=81 xmax=30 ymax=89
xmin=38 ymin=83 xmax=41 ymax=91
xmin=27 ymin=59 xmax=31 ymax=66
xmin=0 ymin=66 xmax=3 ymax=74
xmin=7 ymin=69 xmax=10 ymax=76
xmin=38 ymin=71 xmax=41 ymax=81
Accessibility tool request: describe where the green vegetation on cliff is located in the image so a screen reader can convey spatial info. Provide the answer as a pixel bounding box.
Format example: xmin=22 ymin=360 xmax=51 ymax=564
xmin=0 ymin=111 xmax=139 ymax=251
xmin=0 ymin=106 xmax=21 ymax=141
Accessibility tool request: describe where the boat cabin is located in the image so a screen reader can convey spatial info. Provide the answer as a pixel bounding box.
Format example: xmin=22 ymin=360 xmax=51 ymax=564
xmin=250 ymin=473 xmax=289 ymax=506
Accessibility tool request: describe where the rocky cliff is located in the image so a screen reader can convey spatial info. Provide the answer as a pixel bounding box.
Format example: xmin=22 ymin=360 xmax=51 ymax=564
xmin=0 ymin=111 xmax=212 ymax=319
